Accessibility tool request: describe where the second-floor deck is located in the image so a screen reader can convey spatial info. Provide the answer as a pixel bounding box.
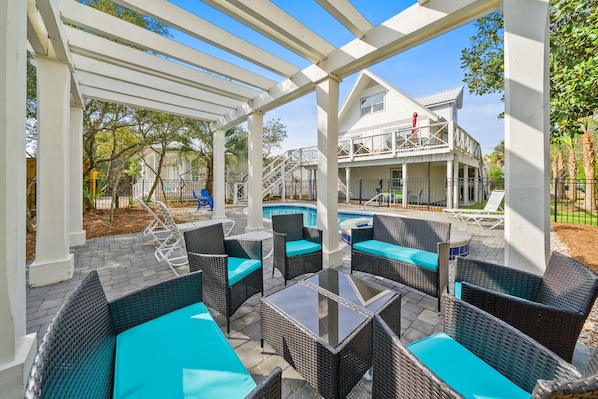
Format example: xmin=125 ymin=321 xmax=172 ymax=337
xmin=297 ymin=120 xmax=482 ymax=166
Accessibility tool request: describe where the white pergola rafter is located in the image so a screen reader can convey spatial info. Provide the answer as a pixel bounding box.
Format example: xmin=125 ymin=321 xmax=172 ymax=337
xmin=315 ymin=0 xmax=373 ymax=38
xmin=109 ymin=0 xmax=300 ymax=78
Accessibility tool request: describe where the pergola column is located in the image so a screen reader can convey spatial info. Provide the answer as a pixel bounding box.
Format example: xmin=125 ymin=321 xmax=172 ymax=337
xmin=504 ymin=0 xmax=550 ymax=273
xmin=212 ymin=129 xmax=226 ymax=219
xmin=28 ymin=56 xmax=74 ymax=286
xmin=247 ymin=112 xmax=264 ymax=231
xmin=69 ymin=105 xmax=86 ymax=246
xmin=316 ymin=75 xmax=342 ymax=267
xmin=0 ymin=0 xmax=37 ymax=394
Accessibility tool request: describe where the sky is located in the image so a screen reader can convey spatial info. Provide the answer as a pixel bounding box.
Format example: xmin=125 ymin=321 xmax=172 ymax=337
xmin=171 ymin=1 xmax=504 ymax=156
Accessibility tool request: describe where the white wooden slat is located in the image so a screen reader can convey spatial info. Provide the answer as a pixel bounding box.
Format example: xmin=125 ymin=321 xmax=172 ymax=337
xmin=111 ymin=0 xmax=299 ymax=78
xmin=201 ymin=0 xmax=329 ymax=63
xmin=64 ymin=26 xmax=259 ymax=101
xmin=72 ymin=54 xmax=242 ymax=109
xmin=76 ymin=71 xmax=234 ymax=116
xmin=59 ymin=0 xmax=275 ymax=91
xmin=314 ymin=0 xmax=373 ymax=38
xmin=81 ymin=86 xmax=220 ymax=121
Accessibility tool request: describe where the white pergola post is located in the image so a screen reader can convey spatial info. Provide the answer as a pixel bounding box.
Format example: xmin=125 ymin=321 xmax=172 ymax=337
xmin=504 ymin=0 xmax=550 ymax=273
xmin=0 ymin=0 xmax=37 ymax=394
xmin=247 ymin=112 xmax=264 ymax=231
xmin=213 ymin=129 xmax=226 ymax=219
xmin=316 ymin=75 xmax=342 ymax=267
xmin=28 ymin=56 xmax=74 ymax=286
xmin=69 ymin=105 xmax=86 ymax=246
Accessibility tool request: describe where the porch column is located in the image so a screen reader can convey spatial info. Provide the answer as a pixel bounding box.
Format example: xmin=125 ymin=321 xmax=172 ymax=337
xmin=69 ymin=105 xmax=86 ymax=246
xmin=29 ymin=56 xmax=74 ymax=286
xmin=0 ymin=0 xmax=37 ymax=394
xmin=345 ymin=167 xmax=350 ymax=204
xmin=504 ymin=0 xmax=550 ymax=273
xmin=446 ymin=160 xmax=453 ymax=209
xmin=463 ymin=164 xmax=469 ymax=206
xmin=453 ymin=161 xmax=460 ymax=208
xmin=474 ymin=168 xmax=480 ymax=203
xmin=401 ymin=163 xmax=407 ymax=207
xmin=316 ymin=75 xmax=342 ymax=267
xmin=247 ymin=112 xmax=264 ymax=231
xmin=212 ymin=129 xmax=226 ymax=219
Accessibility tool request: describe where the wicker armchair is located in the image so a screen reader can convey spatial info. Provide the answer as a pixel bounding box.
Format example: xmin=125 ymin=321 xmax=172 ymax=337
xmin=455 ymin=251 xmax=598 ymax=362
xmin=372 ymin=294 xmax=598 ymax=399
xmin=24 ymin=270 xmax=281 ymax=399
xmin=271 ymin=213 xmax=322 ymax=285
xmin=184 ymin=223 xmax=263 ymax=334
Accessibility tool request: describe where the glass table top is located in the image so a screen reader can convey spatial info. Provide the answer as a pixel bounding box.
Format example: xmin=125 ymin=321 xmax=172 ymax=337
xmin=265 ymin=283 xmax=368 ymax=347
xmin=304 ymin=269 xmax=395 ymax=313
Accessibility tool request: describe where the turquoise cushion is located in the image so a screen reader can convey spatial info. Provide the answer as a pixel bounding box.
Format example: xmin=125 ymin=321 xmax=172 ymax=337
xmin=114 ymin=302 xmax=256 ymax=399
xmin=353 ymin=240 xmax=438 ymax=270
xmin=408 ymin=332 xmax=530 ymax=399
xmin=228 ymin=257 xmax=261 ymax=286
xmin=455 ymin=281 xmax=462 ymax=299
xmin=286 ymin=239 xmax=321 ymax=257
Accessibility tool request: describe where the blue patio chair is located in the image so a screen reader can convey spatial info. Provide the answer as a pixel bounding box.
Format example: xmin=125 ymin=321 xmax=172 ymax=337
xmin=193 ymin=188 xmax=213 ymax=211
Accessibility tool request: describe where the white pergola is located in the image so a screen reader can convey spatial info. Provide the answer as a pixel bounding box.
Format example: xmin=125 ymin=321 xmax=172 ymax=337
xmin=1 ymin=0 xmax=549 ymax=395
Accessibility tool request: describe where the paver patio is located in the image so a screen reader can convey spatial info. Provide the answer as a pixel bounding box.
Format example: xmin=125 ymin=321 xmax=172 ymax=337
xmin=25 ymin=203 xmax=594 ymax=398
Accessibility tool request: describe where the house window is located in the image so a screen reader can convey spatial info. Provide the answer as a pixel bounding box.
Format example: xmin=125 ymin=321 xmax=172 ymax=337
xmin=391 ymin=169 xmax=403 ymax=188
xmin=360 ymin=93 xmax=384 ymax=116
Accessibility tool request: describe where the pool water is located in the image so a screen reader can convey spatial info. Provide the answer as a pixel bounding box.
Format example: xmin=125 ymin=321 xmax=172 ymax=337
xmin=263 ymin=205 xmax=372 ymax=229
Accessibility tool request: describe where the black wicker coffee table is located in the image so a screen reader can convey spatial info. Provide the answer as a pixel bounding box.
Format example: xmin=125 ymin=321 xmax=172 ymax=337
xmin=261 ymin=268 xmax=400 ymax=399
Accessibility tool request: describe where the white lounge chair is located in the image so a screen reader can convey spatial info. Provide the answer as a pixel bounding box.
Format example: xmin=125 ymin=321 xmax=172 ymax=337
xmin=137 ymin=198 xmax=170 ymax=243
xmin=443 ymin=189 xmax=504 ymax=220
xmin=153 ymin=201 xmax=235 ymax=275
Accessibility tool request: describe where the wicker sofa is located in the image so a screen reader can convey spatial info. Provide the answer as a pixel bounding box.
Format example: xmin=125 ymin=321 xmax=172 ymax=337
xmin=455 ymin=251 xmax=598 ymax=362
xmin=372 ymin=294 xmax=598 ymax=399
xmin=351 ymin=214 xmax=451 ymax=310
xmin=24 ymin=270 xmax=281 ymax=399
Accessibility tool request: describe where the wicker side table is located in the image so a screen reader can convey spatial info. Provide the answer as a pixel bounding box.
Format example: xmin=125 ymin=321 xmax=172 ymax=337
xmin=261 ymin=270 xmax=400 ymax=399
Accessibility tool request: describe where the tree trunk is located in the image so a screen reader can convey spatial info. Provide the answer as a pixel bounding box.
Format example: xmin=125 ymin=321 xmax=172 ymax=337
xmin=568 ymin=145 xmax=577 ymax=202
xmin=556 ymin=151 xmax=566 ymax=199
xmin=582 ymin=130 xmax=596 ymax=212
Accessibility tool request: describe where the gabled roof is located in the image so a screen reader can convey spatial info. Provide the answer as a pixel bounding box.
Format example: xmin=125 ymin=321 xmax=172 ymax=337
xmin=416 ymin=87 xmax=464 ymax=109
xmin=338 ymin=69 xmax=440 ymax=122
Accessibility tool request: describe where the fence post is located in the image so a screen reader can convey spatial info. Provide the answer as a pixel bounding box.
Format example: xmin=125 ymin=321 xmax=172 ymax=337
xmin=554 ymin=178 xmax=558 ymax=222
xmin=359 ymin=178 xmax=362 ymax=205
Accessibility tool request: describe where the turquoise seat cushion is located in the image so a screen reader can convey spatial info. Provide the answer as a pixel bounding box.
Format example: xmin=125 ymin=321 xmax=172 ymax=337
xmin=228 ymin=257 xmax=261 ymax=286
xmin=353 ymin=240 xmax=438 ymax=270
xmin=455 ymin=281 xmax=462 ymax=299
xmin=113 ymin=302 xmax=256 ymax=399
xmin=408 ymin=332 xmax=530 ymax=399
xmin=286 ymin=239 xmax=321 ymax=257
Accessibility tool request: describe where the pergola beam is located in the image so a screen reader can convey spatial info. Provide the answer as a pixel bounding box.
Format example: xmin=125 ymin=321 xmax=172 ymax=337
xmin=72 ymin=55 xmax=242 ymax=109
xmin=202 ymin=0 xmax=333 ymax=63
xmin=315 ymin=0 xmax=373 ymax=38
xmin=110 ymin=0 xmax=299 ymax=78
xmin=64 ymin=26 xmax=259 ymax=101
xmin=59 ymin=0 xmax=275 ymax=91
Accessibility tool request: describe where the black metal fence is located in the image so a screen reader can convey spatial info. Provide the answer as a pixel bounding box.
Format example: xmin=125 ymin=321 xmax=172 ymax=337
xmin=551 ymin=178 xmax=597 ymax=226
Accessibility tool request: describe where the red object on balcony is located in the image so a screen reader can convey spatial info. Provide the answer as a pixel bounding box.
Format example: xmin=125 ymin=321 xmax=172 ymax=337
xmin=412 ymin=112 xmax=418 ymax=134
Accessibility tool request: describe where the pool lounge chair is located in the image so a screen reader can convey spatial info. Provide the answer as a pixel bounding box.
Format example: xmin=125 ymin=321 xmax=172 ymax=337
xmin=443 ymin=189 xmax=504 ymax=219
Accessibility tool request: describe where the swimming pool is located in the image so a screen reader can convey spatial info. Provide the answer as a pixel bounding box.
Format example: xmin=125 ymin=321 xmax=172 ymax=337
xmin=262 ymin=204 xmax=372 ymax=230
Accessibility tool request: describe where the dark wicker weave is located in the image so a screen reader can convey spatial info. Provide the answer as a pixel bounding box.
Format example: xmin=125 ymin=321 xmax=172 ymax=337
xmin=185 ymin=223 xmax=263 ymax=334
xmin=351 ymin=214 xmax=450 ymax=310
xmin=24 ymin=270 xmax=281 ymax=399
xmin=371 ymin=294 xmax=593 ymax=399
xmin=272 ymin=213 xmax=322 ymax=284
xmin=261 ymin=272 xmax=401 ymax=399
xmin=455 ymin=251 xmax=598 ymax=362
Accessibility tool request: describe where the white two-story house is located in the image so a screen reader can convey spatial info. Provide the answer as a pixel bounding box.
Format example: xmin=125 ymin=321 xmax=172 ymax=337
xmin=292 ymin=69 xmax=485 ymax=208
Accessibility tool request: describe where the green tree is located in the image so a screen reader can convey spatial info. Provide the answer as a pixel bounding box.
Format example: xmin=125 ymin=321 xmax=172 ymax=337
xmin=461 ymin=3 xmax=598 ymax=210
xmin=262 ymin=118 xmax=288 ymax=162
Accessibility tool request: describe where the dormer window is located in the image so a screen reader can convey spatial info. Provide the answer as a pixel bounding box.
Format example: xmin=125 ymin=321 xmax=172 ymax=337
xmin=360 ymin=93 xmax=384 ymax=116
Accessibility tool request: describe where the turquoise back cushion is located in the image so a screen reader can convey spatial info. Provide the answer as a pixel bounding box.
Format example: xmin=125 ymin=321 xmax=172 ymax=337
xmin=286 ymin=239 xmax=321 ymax=257
xmin=353 ymin=240 xmax=438 ymax=270
xmin=408 ymin=332 xmax=530 ymax=399
xmin=113 ymin=302 xmax=256 ymax=399
xmin=228 ymin=257 xmax=261 ymax=286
